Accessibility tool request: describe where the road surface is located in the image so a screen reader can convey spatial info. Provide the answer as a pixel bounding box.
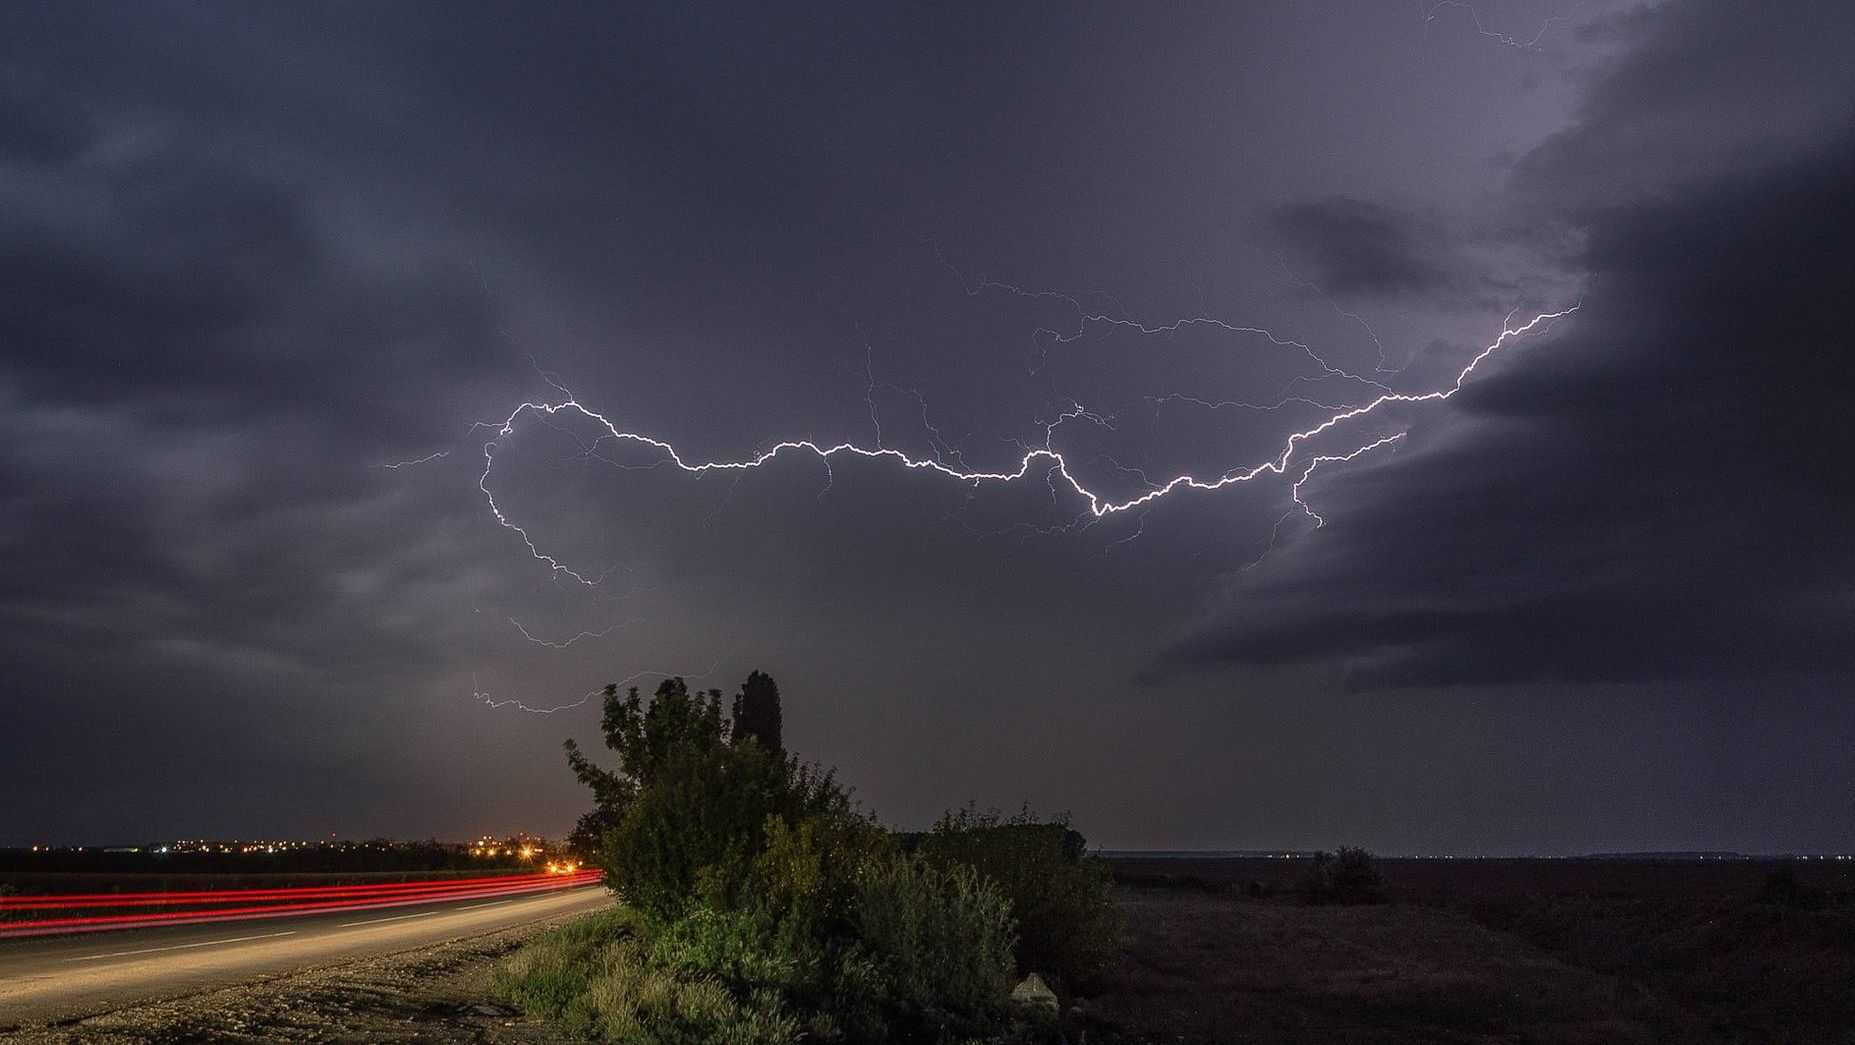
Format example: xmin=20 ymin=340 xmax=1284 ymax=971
xmin=0 ymin=882 xmax=611 ymax=1028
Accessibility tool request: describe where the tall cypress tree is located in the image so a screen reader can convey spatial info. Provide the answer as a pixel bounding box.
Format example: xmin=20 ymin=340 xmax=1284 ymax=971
xmin=730 ymin=669 xmax=783 ymax=756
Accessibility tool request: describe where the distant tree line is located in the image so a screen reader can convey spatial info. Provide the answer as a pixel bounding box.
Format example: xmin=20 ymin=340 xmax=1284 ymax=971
xmin=0 ymin=840 xmax=526 ymax=876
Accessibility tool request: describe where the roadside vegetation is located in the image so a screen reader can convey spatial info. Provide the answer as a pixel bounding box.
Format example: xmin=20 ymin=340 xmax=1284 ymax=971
xmin=497 ymin=673 xmax=1855 ymax=1044
xmin=497 ymin=671 xmax=1116 ymax=1043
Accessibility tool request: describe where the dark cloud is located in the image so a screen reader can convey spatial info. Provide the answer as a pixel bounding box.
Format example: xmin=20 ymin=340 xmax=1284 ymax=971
xmin=1267 ymin=196 xmax=1453 ymax=298
xmin=1175 ymin=1 xmax=1855 ymax=689
xmin=4 ymin=1 xmax=1850 ymax=854
xmin=0 ymin=146 xmax=502 ymax=423
xmin=1517 ymin=0 xmax=1855 ymax=212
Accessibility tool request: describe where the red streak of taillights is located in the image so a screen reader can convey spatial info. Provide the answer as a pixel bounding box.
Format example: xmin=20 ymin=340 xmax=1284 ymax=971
xmin=0 ymin=871 xmax=602 ymax=939
xmin=1 ymin=871 xmax=567 ymax=910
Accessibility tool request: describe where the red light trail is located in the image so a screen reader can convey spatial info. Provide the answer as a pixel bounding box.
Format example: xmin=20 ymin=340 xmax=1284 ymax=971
xmin=0 ymin=870 xmax=600 ymax=939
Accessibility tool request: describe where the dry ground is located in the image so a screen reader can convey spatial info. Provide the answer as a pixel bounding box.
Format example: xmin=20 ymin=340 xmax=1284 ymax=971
xmin=1080 ymin=858 xmax=1855 ymax=1045
xmin=1080 ymin=886 xmax=1676 ymax=1044
xmin=0 ymin=920 xmax=571 ymax=1045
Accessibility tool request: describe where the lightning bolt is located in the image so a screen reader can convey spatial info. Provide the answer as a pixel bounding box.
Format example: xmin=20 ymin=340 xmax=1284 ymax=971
xmin=1274 ymin=254 xmax=1403 ymax=374
xmin=508 ymin=616 xmax=644 ymax=650
xmin=473 ymin=305 xmax=1577 ymax=586
xmin=376 ymin=450 xmax=449 ymax=470
xmin=929 ymin=242 xmax=1394 ymax=405
xmin=1421 ymin=0 xmax=1583 ymax=50
xmin=1290 ymin=432 xmax=1408 ymax=529
xmin=471 ymin=664 xmax=717 ymax=715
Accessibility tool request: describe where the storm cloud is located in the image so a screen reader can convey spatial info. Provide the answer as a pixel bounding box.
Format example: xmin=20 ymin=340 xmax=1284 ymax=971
xmin=4 ymin=1 xmax=1850 ymax=855
xmin=1177 ymin=0 xmax=1855 ymax=689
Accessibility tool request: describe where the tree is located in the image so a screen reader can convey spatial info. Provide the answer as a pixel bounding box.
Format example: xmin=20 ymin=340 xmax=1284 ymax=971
xmin=731 ymin=669 xmax=783 ymax=756
xmin=562 ymin=677 xmax=722 ymax=861
xmin=562 ymin=671 xmax=843 ymax=915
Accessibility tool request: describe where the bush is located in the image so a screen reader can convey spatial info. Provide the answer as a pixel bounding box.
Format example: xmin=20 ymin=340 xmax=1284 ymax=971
xmin=918 ymin=806 xmax=1119 ymax=989
xmin=498 ymin=912 xmax=804 ymax=1044
xmin=649 ymin=905 xmax=804 ymax=994
xmin=1296 ymin=846 xmax=1386 ymax=905
xmin=741 ymin=813 xmax=892 ymax=967
xmin=853 ymin=852 xmax=1018 ymax=1033
xmin=572 ymin=678 xmax=851 ymax=921
xmin=526 ymin=672 xmax=1097 ymax=1041
xmin=501 ymin=854 xmax=1019 ymax=1043
xmin=601 ymin=740 xmax=788 ymax=920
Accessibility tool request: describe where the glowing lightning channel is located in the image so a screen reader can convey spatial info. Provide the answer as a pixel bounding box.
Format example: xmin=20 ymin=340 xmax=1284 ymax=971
xmin=966 ymin=273 xmax=1396 ymax=399
xmin=471 ymin=664 xmax=717 ymax=714
xmin=508 ymin=616 xmax=644 ymax=650
xmin=471 ymin=676 xmax=604 ymax=715
xmin=377 ymin=450 xmax=449 ymax=470
xmin=1421 ymin=0 xmax=1582 ymax=50
xmin=1289 ymin=432 xmax=1407 ymax=528
xmin=475 ymin=306 xmax=1577 ymax=584
xmin=930 ymin=245 xmax=1394 ymax=403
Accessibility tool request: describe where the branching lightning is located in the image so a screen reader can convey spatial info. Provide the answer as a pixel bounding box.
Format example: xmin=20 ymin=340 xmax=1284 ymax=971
xmin=473 ymin=305 xmax=1577 ymax=587
xmin=508 ymin=616 xmax=644 ymax=650
xmin=1289 ymin=432 xmax=1407 ymax=528
xmin=471 ymin=664 xmax=717 ymax=715
xmin=1421 ymin=0 xmax=1583 ymax=50
xmin=930 ymin=244 xmax=1398 ymax=409
xmin=439 ymin=246 xmax=1573 ymax=716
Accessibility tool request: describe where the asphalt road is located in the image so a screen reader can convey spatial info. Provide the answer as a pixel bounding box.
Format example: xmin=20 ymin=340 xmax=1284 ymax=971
xmin=0 ymin=882 xmax=612 ymax=1027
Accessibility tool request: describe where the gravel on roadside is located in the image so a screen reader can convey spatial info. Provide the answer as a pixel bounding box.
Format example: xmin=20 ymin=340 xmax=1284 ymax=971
xmin=1 ymin=916 xmax=583 ymax=1045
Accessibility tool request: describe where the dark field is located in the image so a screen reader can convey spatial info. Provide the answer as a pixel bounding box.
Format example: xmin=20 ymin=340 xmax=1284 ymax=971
xmin=1084 ymin=856 xmax=1855 ymax=1045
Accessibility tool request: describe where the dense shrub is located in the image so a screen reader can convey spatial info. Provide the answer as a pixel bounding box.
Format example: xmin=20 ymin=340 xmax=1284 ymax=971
xmin=918 ymin=806 xmax=1119 ymax=989
xmin=568 ymin=678 xmax=849 ymax=920
xmin=648 ymin=905 xmax=805 ymax=994
xmin=1297 ymin=847 xmax=1386 ymax=906
xmin=669 ymin=816 xmax=1016 ymax=1041
xmin=515 ymin=673 xmax=1089 ymax=1042
xmin=739 ymin=813 xmax=892 ymax=967
xmin=854 ymin=853 xmax=1017 ymax=1030
xmin=501 ymin=838 xmax=1024 ymax=1043
xmin=498 ymin=909 xmax=805 ymax=1044
xmin=601 ymin=740 xmax=787 ymax=919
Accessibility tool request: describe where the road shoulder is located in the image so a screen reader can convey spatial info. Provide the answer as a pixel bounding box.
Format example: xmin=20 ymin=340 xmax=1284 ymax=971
xmin=0 ymin=914 xmax=583 ymax=1044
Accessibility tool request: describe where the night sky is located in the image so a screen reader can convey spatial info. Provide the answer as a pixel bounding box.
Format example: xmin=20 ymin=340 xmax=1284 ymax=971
xmin=5 ymin=1 xmax=1852 ymax=854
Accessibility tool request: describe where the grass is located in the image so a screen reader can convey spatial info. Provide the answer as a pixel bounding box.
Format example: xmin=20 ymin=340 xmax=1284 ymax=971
xmin=495 ymin=907 xmax=808 ymax=1044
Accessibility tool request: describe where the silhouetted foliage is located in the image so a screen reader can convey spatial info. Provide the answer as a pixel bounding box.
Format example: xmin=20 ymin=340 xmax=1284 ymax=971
xmin=919 ymin=805 xmax=1119 ymax=989
xmin=562 ymin=675 xmax=848 ymax=918
xmin=732 ymin=669 xmax=784 ymax=758
xmin=1297 ymin=846 xmax=1386 ymax=905
xmin=537 ymin=669 xmax=1046 ymax=1042
xmin=853 ymin=852 xmax=1017 ymax=1030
